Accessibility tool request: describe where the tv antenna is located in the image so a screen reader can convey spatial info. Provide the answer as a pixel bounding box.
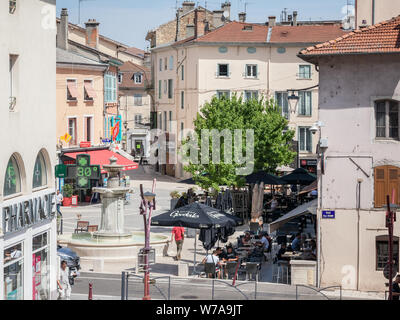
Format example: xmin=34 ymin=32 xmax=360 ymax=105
xmin=78 ymin=0 xmax=96 ymax=26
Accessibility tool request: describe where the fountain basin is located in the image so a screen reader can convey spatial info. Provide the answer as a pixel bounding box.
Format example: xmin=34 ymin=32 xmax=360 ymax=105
xmin=58 ymin=232 xmax=170 ymax=273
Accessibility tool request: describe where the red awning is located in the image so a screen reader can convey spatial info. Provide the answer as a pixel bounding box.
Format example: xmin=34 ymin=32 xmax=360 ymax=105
xmin=64 ymin=150 xmax=138 ymax=173
xmin=67 ymin=82 xmax=78 ymax=99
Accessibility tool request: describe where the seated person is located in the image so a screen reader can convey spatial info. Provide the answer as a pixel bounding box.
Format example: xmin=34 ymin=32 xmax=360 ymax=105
xmin=224 ymin=245 xmax=238 ymax=262
xmin=275 ymin=242 xmax=289 ymax=262
xmin=303 ymin=240 xmax=317 ymax=260
xmin=241 ymin=232 xmax=252 ymax=246
xmin=257 ymin=232 xmax=270 ymax=251
xmin=266 ymin=196 xmax=279 ymax=212
xmin=202 ymin=249 xmax=222 ymax=278
xmin=291 ymin=233 xmax=302 ymax=252
xmin=217 ymin=247 xmax=227 ymax=261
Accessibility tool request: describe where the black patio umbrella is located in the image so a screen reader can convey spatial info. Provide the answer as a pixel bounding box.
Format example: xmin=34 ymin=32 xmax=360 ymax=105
xmin=281 ymin=168 xmax=317 ymax=185
xmin=244 ymin=171 xmax=285 ymax=185
xmin=151 ymin=202 xmax=237 ymax=274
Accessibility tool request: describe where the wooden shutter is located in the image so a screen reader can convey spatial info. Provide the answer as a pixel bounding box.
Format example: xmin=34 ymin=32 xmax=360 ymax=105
xmin=388 ymin=166 xmax=399 ymax=205
xmin=374 ymin=166 xmax=387 ymax=208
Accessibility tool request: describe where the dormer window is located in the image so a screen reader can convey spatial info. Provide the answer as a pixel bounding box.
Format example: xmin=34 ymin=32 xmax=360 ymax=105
xmin=242 ymin=25 xmax=253 ymax=31
xmin=133 ymin=73 xmax=143 ymax=84
xmin=9 ymin=0 xmax=16 ymax=14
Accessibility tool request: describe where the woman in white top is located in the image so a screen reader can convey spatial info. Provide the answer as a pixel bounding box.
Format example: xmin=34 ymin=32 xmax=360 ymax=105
xmin=57 ymin=260 xmax=71 ymax=300
xmin=202 ymin=249 xmax=222 ymax=279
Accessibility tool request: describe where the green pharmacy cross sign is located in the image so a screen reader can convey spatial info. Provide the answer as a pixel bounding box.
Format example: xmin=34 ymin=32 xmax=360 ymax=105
xmin=55 ymin=154 xmax=101 ymax=189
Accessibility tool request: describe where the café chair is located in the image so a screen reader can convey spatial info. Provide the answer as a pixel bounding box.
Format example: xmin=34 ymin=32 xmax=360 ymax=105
xmin=204 ymin=262 xmax=217 ymax=278
xmin=226 ymin=261 xmax=239 ymax=280
xmin=245 ymin=262 xmax=261 ymax=281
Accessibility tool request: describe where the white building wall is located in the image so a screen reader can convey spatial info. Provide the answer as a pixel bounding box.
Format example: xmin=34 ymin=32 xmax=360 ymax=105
xmin=0 ymin=0 xmax=57 ymax=300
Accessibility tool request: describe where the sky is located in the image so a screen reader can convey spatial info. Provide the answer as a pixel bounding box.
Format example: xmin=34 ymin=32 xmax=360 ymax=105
xmin=56 ymin=0 xmax=354 ymax=50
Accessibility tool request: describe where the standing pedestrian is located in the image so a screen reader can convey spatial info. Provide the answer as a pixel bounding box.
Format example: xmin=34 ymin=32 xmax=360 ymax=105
xmin=392 ymin=274 xmax=400 ymax=300
xmin=56 ymin=190 xmax=63 ymax=216
xmin=171 ymin=226 xmax=185 ymax=261
xmin=57 ymin=260 xmax=71 ymax=300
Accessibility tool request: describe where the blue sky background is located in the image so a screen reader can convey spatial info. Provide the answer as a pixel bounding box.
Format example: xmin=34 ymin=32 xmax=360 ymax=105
xmin=56 ymin=0 xmax=353 ymax=50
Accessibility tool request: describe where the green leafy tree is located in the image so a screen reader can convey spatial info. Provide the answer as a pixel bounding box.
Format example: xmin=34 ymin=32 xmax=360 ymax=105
xmin=182 ymin=95 xmax=295 ymax=191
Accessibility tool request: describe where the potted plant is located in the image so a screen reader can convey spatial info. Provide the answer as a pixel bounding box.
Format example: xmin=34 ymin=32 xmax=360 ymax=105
xmin=62 ymin=184 xmax=74 ymax=207
xmin=170 ymin=191 xmax=181 ymax=210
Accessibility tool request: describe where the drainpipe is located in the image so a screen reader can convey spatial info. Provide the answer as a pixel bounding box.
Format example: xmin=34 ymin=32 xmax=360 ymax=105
xmin=372 ymin=0 xmax=375 ymax=25
xmin=356 ymin=178 xmax=362 ymax=291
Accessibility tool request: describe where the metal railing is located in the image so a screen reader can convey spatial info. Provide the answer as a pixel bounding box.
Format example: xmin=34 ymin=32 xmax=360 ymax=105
xmin=211 ymin=279 xmax=256 ymax=300
xmin=121 ymin=271 xmax=171 ymax=300
xmin=295 ymin=285 xmax=342 ymax=300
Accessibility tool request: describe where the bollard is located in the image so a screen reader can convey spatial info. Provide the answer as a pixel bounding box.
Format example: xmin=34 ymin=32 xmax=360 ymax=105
xmin=88 ymin=283 xmax=93 ymax=300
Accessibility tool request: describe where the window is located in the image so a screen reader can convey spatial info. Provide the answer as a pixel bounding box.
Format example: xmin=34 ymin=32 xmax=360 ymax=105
xmin=135 ymin=114 xmax=142 ymax=125
xmin=9 ymin=0 xmax=17 ymax=14
xmin=84 ymin=80 xmax=96 ymax=101
xmin=164 ymin=111 xmax=167 ymax=131
xmin=66 ymin=79 xmax=78 ymax=101
xmin=217 ymin=90 xmax=230 ymax=100
xmin=374 ymin=165 xmax=400 ymax=207
xmin=32 ymin=232 xmax=50 ymax=300
xmin=134 ymin=94 xmax=143 ymax=106
xmin=299 ymin=127 xmax=312 ymax=152
xmin=375 ymin=100 xmax=399 ymax=139
xmin=275 ymin=92 xmax=289 ymax=119
xmin=168 ymin=79 xmax=173 ymax=99
xmin=158 ymin=80 xmax=162 ymax=99
xmin=33 ymin=152 xmax=47 ymax=189
xmin=159 ymin=58 xmax=162 ymax=72
xmin=245 ymin=90 xmax=258 ymax=101
xmin=169 ymin=111 xmax=172 ymax=132
xmin=247 ymin=47 xmax=256 ymax=54
xmin=105 ymin=73 xmax=117 ymax=103
xmin=164 ymin=80 xmax=167 ymax=94
xmin=277 ymin=47 xmax=286 ymax=54
xmin=169 ymin=56 xmax=174 ymax=70
xmin=4 ymin=155 xmax=21 ymax=197
xmin=181 ymin=91 xmax=184 ymax=109
xmin=9 ymin=54 xmax=18 ymax=111
xmin=133 ymin=73 xmax=142 ymax=84
xmin=298 ymin=91 xmax=312 ymax=116
xmin=218 ymin=47 xmax=228 ymax=53
xmin=181 ymin=65 xmax=184 ymax=81
xmin=180 ymin=122 xmax=184 ymax=140
xmin=158 ymin=113 xmax=162 ymax=130
xmin=68 ymin=118 xmax=77 ymax=145
xmin=299 ymin=65 xmax=311 ymax=79
xmin=245 ymin=64 xmax=257 ymax=78
xmin=164 ymin=57 xmax=167 ymax=70
xmin=376 ymin=235 xmax=399 ymax=271
xmin=217 ymin=64 xmax=229 ymax=77
xmin=85 ymin=116 xmax=93 ymax=143
xmin=4 ymin=242 xmax=23 ymax=300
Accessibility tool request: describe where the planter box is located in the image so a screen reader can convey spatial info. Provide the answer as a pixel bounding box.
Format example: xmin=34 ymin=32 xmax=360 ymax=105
xmin=62 ymin=197 xmax=72 ymax=207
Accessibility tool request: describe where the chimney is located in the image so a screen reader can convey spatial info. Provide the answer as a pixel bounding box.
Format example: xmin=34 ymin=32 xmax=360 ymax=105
xmin=186 ymin=24 xmax=195 ymax=38
xmin=57 ymin=8 xmax=69 ymax=50
xmin=212 ymin=10 xmax=224 ymax=28
xmin=182 ymin=1 xmax=195 ymax=15
xmin=293 ymin=11 xmax=298 ymax=26
xmin=221 ymin=1 xmax=231 ymax=21
xmin=195 ymin=9 xmax=206 ymax=38
xmin=268 ymin=16 xmax=276 ymax=27
xmin=238 ymin=12 xmax=246 ymax=23
xmin=85 ymin=19 xmax=100 ymax=49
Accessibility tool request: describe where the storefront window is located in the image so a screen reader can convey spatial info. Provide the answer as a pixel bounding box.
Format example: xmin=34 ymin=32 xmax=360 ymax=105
xmin=4 ymin=155 xmax=21 ymax=196
xmin=4 ymin=243 xmax=24 ymax=300
xmin=33 ymin=152 xmax=47 ymax=189
xmin=32 ymin=232 xmax=49 ymax=300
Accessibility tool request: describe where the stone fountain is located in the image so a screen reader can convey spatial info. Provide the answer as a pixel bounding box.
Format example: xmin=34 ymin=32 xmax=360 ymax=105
xmin=92 ymin=157 xmax=131 ymax=239
xmin=57 ymin=157 xmax=169 ymax=273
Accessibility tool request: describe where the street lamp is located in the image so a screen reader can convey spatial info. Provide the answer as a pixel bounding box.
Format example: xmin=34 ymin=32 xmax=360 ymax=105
xmin=139 ymin=180 xmax=156 ymax=300
xmin=287 ymin=91 xmax=300 ymax=114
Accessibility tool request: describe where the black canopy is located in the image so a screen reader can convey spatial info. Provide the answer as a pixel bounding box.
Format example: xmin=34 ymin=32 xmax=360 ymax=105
xmin=281 ymin=168 xmax=317 ymax=185
xmin=245 ymin=171 xmax=285 ymax=185
xmin=151 ymin=202 xmax=236 ymax=229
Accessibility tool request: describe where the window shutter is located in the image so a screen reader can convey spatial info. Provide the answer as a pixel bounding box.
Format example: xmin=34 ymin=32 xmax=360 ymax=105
xmin=388 ymin=166 xmax=399 ymax=205
xmin=374 ymin=167 xmax=387 ymax=207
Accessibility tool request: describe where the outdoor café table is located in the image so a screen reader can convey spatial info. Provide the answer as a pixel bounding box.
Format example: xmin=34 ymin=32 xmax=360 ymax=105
xmin=281 ymin=251 xmax=304 ymax=260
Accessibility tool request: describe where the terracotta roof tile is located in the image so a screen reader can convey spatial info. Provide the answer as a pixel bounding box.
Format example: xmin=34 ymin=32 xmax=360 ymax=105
xmin=269 ymin=24 xmax=346 ymax=43
xmin=300 ymin=15 xmax=400 ymax=56
xmin=119 ymin=61 xmax=151 ymax=89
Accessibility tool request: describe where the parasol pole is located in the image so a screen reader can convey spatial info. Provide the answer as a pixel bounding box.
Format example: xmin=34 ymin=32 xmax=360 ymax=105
xmin=193 ymin=229 xmax=197 ymax=274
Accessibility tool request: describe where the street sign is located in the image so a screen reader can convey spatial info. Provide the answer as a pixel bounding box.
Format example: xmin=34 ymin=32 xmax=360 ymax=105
xmin=55 ymin=164 xmax=67 ymax=178
xmin=322 ymin=210 xmax=335 ymax=219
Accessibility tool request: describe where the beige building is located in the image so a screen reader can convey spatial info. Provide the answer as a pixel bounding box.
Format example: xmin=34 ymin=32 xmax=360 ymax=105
xmin=300 ymin=16 xmax=400 ymax=292
xmin=0 ymin=0 xmax=58 ymax=300
xmin=356 ymin=0 xmax=400 ymax=27
xmin=150 ymin=15 xmax=346 ymax=178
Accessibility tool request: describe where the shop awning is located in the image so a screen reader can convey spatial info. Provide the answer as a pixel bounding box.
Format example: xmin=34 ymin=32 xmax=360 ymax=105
xmin=64 ymin=149 xmax=138 ymax=173
xmin=268 ymin=199 xmax=317 ymax=233
xmin=67 ymin=82 xmax=78 ymax=99
xmin=298 ymin=180 xmax=318 ymax=195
